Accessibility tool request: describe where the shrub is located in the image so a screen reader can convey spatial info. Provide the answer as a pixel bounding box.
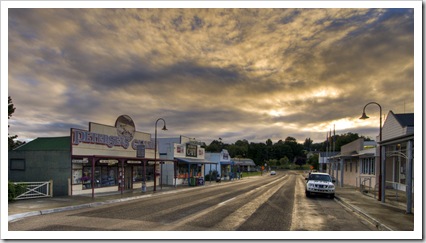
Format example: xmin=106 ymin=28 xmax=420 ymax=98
xmin=205 ymin=170 xmax=218 ymax=181
xmin=8 ymin=181 xmax=27 ymax=202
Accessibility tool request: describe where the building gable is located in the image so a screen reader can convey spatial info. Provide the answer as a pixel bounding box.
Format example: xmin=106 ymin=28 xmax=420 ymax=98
xmin=382 ymin=111 xmax=414 ymax=141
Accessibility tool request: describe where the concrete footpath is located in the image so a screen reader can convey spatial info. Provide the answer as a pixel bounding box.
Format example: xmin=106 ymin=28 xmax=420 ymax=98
xmin=334 ymin=186 xmax=414 ymax=231
xmin=8 ymin=180 xmax=415 ymax=231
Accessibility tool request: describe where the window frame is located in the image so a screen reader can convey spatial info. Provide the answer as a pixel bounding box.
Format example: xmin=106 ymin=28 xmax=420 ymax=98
xmin=10 ymin=159 xmax=26 ymax=171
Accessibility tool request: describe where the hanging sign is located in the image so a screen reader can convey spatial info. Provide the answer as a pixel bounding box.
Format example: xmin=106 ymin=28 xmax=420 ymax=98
xmin=137 ymin=144 xmax=145 ymax=158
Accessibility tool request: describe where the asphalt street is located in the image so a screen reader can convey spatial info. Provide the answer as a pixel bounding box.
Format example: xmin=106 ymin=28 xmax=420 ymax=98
xmin=9 ymin=171 xmax=377 ymax=232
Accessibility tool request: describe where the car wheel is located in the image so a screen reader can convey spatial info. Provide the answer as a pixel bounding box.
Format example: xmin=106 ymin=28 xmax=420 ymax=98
xmin=305 ymin=191 xmax=311 ymax=197
xmin=329 ymin=194 xmax=335 ymax=199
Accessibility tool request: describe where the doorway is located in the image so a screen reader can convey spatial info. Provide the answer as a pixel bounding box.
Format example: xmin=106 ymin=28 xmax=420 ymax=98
xmin=125 ymin=166 xmax=133 ymax=190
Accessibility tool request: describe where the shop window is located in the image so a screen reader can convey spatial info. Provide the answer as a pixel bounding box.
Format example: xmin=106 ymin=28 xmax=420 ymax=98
xmin=81 ymin=166 xmax=118 ymax=189
xmin=101 ymin=167 xmax=117 ymax=187
xmin=191 ymin=164 xmax=202 ymax=178
xmin=146 ymin=164 xmax=154 ymax=181
xmin=133 ymin=166 xmax=143 ymax=182
xmin=10 ymin=159 xmax=25 ymax=171
xmin=72 ymin=163 xmax=83 ymax=184
xmin=177 ymin=164 xmax=189 ymax=178
xmin=361 ymin=158 xmax=375 ymax=175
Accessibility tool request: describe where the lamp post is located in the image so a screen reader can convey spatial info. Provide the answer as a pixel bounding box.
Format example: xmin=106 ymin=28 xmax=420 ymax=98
xmin=359 ymin=102 xmax=382 ymax=202
xmin=154 ymin=118 xmax=167 ymax=192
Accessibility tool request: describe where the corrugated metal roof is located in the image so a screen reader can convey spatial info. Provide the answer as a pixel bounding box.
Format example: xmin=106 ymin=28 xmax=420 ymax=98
xmin=394 ymin=113 xmax=414 ymax=127
xmin=14 ymin=136 xmax=70 ymax=151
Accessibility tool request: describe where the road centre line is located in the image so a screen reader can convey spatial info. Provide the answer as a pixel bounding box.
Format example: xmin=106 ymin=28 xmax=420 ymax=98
xmin=214 ymin=175 xmax=291 ymax=230
xmin=160 ymin=175 xmax=289 ymax=230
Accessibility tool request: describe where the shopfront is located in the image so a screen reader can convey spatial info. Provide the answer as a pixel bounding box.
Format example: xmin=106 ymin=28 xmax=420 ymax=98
xmin=160 ymin=139 xmax=215 ymax=186
xmin=71 ymin=115 xmax=174 ymax=197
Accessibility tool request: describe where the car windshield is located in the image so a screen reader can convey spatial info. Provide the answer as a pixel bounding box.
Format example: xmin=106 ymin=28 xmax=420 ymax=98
xmin=309 ymin=174 xmax=331 ymax=182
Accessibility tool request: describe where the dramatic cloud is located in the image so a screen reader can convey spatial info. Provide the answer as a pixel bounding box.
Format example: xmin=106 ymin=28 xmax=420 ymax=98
xmin=7 ymin=6 xmax=416 ymax=144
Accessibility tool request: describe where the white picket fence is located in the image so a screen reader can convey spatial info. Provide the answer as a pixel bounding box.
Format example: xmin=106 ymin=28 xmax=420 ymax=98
xmin=14 ymin=180 xmax=53 ymax=200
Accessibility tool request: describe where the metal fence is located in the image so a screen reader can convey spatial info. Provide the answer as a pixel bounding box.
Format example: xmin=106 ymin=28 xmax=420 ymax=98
xmin=14 ymin=180 xmax=53 ymax=200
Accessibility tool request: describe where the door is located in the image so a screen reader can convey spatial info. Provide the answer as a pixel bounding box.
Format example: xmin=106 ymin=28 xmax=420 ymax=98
xmin=125 ymin=166 xmax=133 ymax=190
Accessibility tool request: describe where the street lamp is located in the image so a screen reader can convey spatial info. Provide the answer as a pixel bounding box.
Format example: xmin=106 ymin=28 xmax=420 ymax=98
xmin=359 ymin=102 xmax=382 ymax=202
xmin=154 ymin=118 xmax=167 ymax=192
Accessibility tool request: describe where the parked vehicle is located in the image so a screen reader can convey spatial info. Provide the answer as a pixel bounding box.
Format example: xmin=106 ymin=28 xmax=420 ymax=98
xmin=270 ymin=171 xmax=276 ymax=175
xmin=305 ymin=172 xmax=335 ymax=199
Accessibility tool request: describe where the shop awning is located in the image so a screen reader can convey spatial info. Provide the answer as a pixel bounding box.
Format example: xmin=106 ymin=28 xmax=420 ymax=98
xmin=220 ymin=161 xmax=233 ymax=165
xmin=176 ymin=158 xmax=217 ymax=164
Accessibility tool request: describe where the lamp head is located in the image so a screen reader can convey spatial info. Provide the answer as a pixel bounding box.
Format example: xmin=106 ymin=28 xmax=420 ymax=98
xmin=359 ymin=112 xmax=369 ymax=120
xmin=162 ymin=125 xmax=167 ymax=131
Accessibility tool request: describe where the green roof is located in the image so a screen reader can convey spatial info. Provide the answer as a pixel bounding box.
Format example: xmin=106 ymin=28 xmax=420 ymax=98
xmin=14 ymin=136 xmax=70 ymax=151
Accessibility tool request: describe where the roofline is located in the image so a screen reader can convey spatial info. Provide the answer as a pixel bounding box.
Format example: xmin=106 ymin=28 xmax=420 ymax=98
xmin=378 ymin=133 xmax=414 ymax=145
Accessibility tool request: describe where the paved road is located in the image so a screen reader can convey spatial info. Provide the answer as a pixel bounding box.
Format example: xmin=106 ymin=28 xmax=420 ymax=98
xmin=9 ymin=171 xmax=377 ymax=231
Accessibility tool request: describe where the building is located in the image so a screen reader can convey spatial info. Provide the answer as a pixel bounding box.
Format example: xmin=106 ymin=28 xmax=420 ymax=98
xmin=158 ymin=136 xmax=215 ymax=187
xmin=379 ymin=111 xmax=414 ymax=213
xmin=204 ymin=149 xmax=232 ymax=180
xmin=9 ymin=115 xmax=174 ymax=197
xmin=232 ymin=158 xmax=256 ymax=172
xmin=326 ymin=110 xmax=414 ymax=213
xmin=327 ymin=139 xmax=377 ymax=188
xmin=9 ymin=137 xmax=71 ymax=196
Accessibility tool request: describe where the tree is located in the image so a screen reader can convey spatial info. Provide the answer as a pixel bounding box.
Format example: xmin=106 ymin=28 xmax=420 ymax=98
xmin=307 ymin=153 xmax=319 ymax=170
xmin=228 ymin=139 xmax=249 ymax=158
xmin=304 ymin=138 xmax=313 ymax=151
xmin=284 ymin=136 xmax=297 ymax=143
xmin=294 ymin=156 xmax=307 ymax=168
xmin=205 ymin=139 xmax=225 ymax=152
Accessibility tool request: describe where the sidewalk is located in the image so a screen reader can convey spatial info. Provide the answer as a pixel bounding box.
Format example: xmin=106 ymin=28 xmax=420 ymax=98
xmin=7 ymin=180 xmax=228 ymax=222
xmin=8 ymin=181 xmax=415 ymax=231
xmin=334 ymin=186 xmax=414 ymax=231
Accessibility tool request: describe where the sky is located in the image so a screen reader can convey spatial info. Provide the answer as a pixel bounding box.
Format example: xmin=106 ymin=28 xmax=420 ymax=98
xmin=4 ymin=2 xmax=420 ymax=145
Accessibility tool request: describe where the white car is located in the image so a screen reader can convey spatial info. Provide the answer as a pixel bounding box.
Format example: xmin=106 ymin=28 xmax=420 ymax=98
xmin=305 ymin=172 xmax=335 ymax=199
xmin=270 ymin=171 xmax=276 ymax=175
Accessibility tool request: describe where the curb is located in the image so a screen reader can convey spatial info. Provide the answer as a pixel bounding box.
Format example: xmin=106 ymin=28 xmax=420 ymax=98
xmin=8 ymin=177 xmax=256 ymax=222
xmin=9 ymin=192 xmax=163 ymax=222
xmin=8 ymin=180 xmax=225 ymax=222
xmin=334 ymin=196 xmax=393 ymax=231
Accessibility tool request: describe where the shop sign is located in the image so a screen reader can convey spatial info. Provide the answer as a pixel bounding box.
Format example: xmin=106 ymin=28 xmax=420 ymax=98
xmin=72 ymin=129 xmax=130 ymax=148
xmin=176 ymin=145 xmax=183 ymax=154
xmin=127 ymin=160 xmax=142 ymax=164
xmin=72 ymin=158 xmax=89 ymax=163
xmin=99 ymin=159 xmax=118 ymax=165
xmin=71 ymin=115 xmax=154 ymax=151
xmin=186 ymin=144 xmax=197 ymax=157
xmin=137 ymin=144 xmax=145 ymax=158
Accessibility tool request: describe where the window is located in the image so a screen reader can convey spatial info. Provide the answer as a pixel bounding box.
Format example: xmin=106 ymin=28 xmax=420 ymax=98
xmin=72 ymin=163 xmax=83 ymax=184
xmin=81 ymin=165 xmax=118 ymax=189
xmin=133 ymin=166 xmax=143 ymax=182
xmin=361 ymin=157 xmax=375 ymax=175
xmin=10 ymin=159 xmax=25 ymax=171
